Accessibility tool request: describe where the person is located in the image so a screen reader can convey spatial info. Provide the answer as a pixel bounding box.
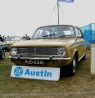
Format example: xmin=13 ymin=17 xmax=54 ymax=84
xmin=6 ymin=36 xmax=10 ymax=41
xmin=25 ymin=34 xmax=29 ymax=40
xmin=2 ymin=35 xmax=5 ymax=42
xmin=0 ymin=35 xmax=3 ymax=42
xmin=22 ymin=36 xmax=25 ymax=40
xmin=23 ymin=34 xmax=30 ymax=40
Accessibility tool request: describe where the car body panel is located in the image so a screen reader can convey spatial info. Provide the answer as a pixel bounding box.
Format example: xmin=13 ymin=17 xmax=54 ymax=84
xmin=12 ymin=38 xmax=75 ymax=47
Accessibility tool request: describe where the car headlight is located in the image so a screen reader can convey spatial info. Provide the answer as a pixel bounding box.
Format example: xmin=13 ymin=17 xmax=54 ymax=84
xmin=57 ymin=47 xmax=66 ymax=56
xmin=11 ymin=48 xmax=18 ymax=55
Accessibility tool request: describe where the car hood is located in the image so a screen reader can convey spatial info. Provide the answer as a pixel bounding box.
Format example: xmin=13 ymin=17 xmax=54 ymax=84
xmin=12 ymin=38 xmax=75 ymax=47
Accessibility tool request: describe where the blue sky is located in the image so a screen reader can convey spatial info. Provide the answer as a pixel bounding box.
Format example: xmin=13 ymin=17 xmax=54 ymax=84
xmin=0 ymin=0 xmax=95 ymax=36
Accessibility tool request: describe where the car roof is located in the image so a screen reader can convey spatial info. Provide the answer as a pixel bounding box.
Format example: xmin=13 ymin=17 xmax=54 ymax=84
xmin=37 ymin=25 xmax=76 ymax=29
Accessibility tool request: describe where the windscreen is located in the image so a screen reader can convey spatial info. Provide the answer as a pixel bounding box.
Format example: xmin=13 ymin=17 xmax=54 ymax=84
xmin=32 ymin=25 xmax=75 ymax=39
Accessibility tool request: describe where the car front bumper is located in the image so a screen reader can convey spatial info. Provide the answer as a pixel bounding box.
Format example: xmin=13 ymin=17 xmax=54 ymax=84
xmin=9 ymin=56 xmax=71 ymax=60
xmin=9 ymin=56 xmax=71 ymax=67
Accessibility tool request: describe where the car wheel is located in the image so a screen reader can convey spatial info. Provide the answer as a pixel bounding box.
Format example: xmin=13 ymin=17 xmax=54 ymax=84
xmin=0 ymin=51 xmax=5 ymax=60
xmin=69 ymin=55 xmax=77 ymax=75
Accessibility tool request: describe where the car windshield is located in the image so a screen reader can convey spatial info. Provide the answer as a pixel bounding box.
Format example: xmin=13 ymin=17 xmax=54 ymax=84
xmin=32 ymin=25 xmax=75 ymax=39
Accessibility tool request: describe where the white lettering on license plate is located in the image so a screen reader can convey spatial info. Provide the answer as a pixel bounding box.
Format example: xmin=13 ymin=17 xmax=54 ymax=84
xmin=25 ymin=60 xmax=45 ymax=65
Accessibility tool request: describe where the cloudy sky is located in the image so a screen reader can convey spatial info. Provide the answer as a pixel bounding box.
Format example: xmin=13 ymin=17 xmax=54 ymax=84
xmin=0 ymin=0 xmax=95 ymax=36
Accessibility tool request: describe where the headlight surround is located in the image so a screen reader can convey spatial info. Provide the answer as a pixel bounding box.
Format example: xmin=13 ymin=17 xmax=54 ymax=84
xmin=57 ymin=47 xmax=66 ymax=56
xmin=11 ymin=48 xmax=18 ymax=55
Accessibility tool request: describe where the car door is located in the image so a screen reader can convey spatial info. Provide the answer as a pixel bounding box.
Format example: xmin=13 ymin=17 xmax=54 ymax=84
xmin=75 ymin=27 xmax=86 ymax=60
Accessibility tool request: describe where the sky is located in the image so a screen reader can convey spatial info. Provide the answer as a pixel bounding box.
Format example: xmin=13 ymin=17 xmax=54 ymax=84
xmin=0 ymin=0 xmax=95 ymax=36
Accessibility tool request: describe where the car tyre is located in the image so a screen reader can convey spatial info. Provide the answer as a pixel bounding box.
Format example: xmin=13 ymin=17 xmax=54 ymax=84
xmin=69 ymin=55 xmax=77 ymax=75
xmin=0 ymin=51 xmax=5 ymax=60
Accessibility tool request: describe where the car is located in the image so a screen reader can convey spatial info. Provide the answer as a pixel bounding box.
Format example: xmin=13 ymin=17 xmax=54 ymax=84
xmin=10 ymin=25 xmax=87 ymax=75
xmin=4 ymin=36 xmax=22 ymax=51
xmin=0 ymin=41 xmax=5 ymax=60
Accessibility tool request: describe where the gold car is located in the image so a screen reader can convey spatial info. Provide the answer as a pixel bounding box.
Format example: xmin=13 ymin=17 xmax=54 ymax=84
xmin=10 ymin=25 xmax=87 ymax=75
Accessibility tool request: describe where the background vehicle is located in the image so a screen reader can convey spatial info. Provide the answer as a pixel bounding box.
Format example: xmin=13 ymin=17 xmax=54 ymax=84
xmin=0 ymin=41 xmax=5 ymax=60
xmin=4 ymin=36 xmax=22 ymax=50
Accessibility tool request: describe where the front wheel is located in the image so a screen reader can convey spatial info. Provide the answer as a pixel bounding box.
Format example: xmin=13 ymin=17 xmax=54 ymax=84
xmin=69 ymin=55 xmax=77 ymax=75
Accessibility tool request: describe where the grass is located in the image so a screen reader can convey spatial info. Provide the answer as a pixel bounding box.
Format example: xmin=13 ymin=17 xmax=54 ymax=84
xmin=0 ymin=51 xmax=95 ymax=98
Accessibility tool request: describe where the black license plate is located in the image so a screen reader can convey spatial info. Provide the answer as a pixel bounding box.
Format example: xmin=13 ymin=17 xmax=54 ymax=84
xmin=25 ymin=60 xmax=45 ymax=65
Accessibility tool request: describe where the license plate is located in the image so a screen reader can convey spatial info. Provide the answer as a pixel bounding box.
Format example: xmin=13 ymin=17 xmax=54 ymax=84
xmin=25 ymin=60 xmax=45 ymax=65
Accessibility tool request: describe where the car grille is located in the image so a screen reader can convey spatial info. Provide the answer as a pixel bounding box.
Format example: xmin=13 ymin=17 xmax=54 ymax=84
xmin=17 ymin=47 xmax=58 ymax=57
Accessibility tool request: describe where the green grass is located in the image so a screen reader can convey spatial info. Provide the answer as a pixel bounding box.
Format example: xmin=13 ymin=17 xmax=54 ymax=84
xmin=0 ymin=51 xmax=95 ymax=98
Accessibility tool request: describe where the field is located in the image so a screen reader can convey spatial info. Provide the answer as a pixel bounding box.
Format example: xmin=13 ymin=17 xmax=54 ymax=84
xmin=0 ymin=51 xmax=95 ymax=98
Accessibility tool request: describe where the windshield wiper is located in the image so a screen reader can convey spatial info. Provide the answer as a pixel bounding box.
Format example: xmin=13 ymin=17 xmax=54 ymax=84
xmin=59 ymin=35 xmax=73 ymax=38
xmin=59 ymin=35 xmax=64 ymax=37
xmin=42 ymin=35 xmax=48 ymax=37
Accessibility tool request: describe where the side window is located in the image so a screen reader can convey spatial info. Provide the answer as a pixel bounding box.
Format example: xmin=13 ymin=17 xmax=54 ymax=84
xmin=75 ymin=28 xmax=83 ymax=38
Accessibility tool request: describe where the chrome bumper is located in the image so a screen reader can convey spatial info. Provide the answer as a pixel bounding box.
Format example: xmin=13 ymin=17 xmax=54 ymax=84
xmin=9 ymin=56 xmax=71 ymax=61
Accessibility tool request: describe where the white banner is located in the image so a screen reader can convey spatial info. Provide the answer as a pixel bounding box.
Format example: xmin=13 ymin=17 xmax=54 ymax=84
xmin=11 ymin=65 xmax=60 ymax=81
